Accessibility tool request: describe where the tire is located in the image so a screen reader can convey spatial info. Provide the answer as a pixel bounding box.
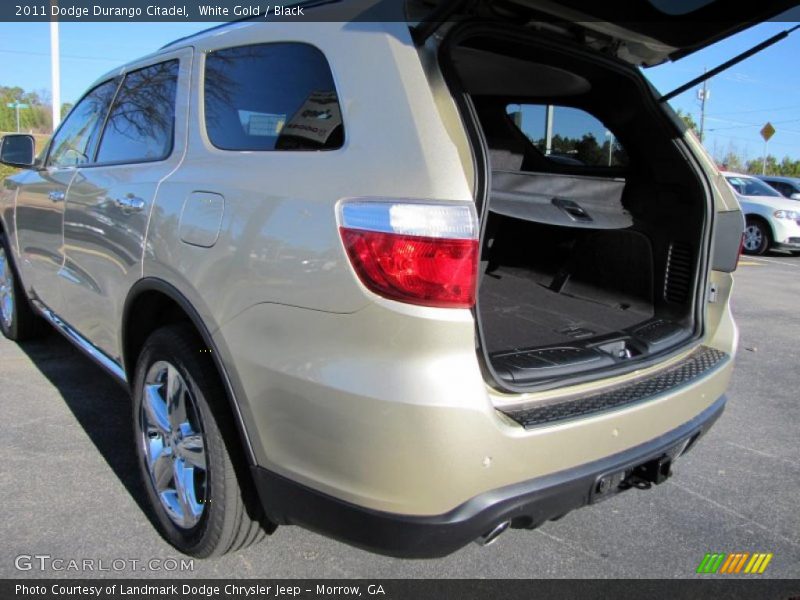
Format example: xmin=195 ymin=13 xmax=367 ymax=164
xmin=0 ymin=233 xmax=47 ymax=341
xmin=742 ymin=218 xmax=770 ymax=256
xmin=132 ymin=324 xmax=271 ymax=557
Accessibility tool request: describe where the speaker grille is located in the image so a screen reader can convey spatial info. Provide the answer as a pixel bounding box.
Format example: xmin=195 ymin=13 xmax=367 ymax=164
xmin=664 ymin=242 xmax=693 ymax=304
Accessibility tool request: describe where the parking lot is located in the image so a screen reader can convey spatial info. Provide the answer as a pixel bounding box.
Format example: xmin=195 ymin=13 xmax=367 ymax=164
xmin=1 ymin=255 xmax=798 ymax=579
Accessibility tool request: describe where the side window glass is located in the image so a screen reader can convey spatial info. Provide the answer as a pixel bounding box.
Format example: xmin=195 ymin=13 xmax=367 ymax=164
xmin=506 ymin=104 xmax=628 ymax=167
xmin=204 ymin=43 xmax=343 ymax=151
xmin=95 ymin=60 xmax=179 ymax=164
xmin=47 ymin=79 xmax=118 ymax=168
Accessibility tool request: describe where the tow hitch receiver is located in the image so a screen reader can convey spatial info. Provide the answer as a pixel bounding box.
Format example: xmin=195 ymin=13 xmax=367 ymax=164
xmin=593 ymin=454 xmax=673 ymax=502
xmin=631 ymin=455 xmax=673 ymax=486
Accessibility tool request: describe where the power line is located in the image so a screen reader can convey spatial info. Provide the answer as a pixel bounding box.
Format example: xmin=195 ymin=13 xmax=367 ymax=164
xmin=707 ymin=118 xmax=800 ymax=132
xmin=708 ymin=104 xmax=800 ymax=116
xmin=0 ymin=48 xmax=126 ymax=63
xmin=707 ymin=132 xmax=797 ymax=148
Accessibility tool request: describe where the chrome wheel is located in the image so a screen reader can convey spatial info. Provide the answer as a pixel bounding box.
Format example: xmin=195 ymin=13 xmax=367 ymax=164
xmin=0 ymin=247 xmax=15 ymax=329
xmin=140 ymin=360 xmax=207 ymax=529
xmin=743 ymin=223 xmax=764 ymax=253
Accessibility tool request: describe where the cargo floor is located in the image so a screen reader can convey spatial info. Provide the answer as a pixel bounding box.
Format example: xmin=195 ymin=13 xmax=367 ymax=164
xmin=479 ymin=268 xmax=653 ymax=353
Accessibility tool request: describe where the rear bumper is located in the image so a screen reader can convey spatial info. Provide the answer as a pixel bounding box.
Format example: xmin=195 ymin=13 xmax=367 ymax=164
xmin=253 ymin=394 xmax=726 ymax=558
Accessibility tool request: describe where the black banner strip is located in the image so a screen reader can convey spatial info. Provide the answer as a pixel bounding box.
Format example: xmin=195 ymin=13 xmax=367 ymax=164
xmin=3 ymin=579 xmax=800 ymax=600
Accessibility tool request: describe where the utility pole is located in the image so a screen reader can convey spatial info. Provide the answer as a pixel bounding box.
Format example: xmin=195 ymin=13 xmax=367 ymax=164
xmin=50 ymin=1 xmax=61 ymax=132
xmin=544 ymin=105 xmax=554 ymax=156
xmin=698 ymin=68 xmax=709 ymax=143
xmin=760 ymin=122 xmax=776 ymax=176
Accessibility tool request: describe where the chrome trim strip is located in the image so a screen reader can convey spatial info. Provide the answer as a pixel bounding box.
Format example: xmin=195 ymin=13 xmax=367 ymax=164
xmin=34 ymin=300 xmax=127 ymax=383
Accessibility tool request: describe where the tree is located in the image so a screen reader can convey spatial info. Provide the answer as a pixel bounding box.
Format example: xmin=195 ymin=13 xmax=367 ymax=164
xmin=746 ymin=155 xmax=778 ymax=175
xmin=744 ymin=155 xmax=800 ymax=177
xmin=778 ymin=156 xmax=800 ymax=177
xmin=675 ymin=109 xmax=700 ymax=137
xmin=719 ymin=151 xmax=744 ymax=173
xmin=0 ymin=85 xmax=53 ymax=133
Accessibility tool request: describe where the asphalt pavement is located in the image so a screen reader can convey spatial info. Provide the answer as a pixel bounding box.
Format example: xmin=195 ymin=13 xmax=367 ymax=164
xmin=1 ymin=254 xmax=798 ymax=579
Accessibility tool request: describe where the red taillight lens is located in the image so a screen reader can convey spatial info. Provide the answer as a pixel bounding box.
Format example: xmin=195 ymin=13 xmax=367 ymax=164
xmin=735 ymin=232 xmax=745 ymax=270
xmin=340 ymin=227 xmax=478 ymax=308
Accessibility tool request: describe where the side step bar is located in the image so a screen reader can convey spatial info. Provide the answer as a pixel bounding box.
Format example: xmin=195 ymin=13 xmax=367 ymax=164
xmin=32 ymin=300 xmax=128 ymax=384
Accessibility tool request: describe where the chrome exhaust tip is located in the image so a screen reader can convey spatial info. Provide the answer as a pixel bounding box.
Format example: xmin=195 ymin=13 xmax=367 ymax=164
xmin=475 ymin=520 xmax=510 ymax=547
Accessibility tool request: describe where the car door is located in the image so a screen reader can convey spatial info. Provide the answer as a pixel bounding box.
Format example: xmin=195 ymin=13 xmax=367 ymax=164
xmin=58 ymin=49 xmax=190 ymax=359
xmin=13 ymin=78 xmax=118 ymax=312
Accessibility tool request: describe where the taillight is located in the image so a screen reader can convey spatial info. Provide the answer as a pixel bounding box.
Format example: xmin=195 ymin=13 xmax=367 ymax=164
xmin=736 ymin=232 xmax=745 ymax=270
xmin=338 ymin=200 xmax=479 ymax=308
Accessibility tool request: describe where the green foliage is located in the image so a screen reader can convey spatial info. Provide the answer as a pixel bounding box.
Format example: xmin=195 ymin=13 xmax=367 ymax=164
xmin=0 ymin=86 xmax=54 ymax=133
xmin=675 ymin=109 xmax=700 ymax=137
xmin=529 ymin=133 xmax=627 ymax=167
xmin=745 ymin=155 xmax=800 ymax=177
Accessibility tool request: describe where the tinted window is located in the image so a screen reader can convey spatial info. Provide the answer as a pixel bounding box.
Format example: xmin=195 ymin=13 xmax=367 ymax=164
xmin=726 ymin=176 xmax=782 ymax=197
xmin=506 ymin=104 xmax=628 ymax=167
xmin=769 ymin=181 xmax=791 ymax=197
xmin=95 ymin=60 xmax=179 ymax=164
xmin=766 ymin=180 xmax=799 ymax=197
xmin=205 ymin=43 xmax=343 ymax=151
xmin=48 ymin=79 xmax=118 ymax=168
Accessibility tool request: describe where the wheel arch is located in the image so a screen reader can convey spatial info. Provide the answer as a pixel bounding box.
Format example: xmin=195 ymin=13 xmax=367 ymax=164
xmin=744 ymin=213 xmax=774 ymax=241
xmin=121 ymin=278 xmax=257 ymax=465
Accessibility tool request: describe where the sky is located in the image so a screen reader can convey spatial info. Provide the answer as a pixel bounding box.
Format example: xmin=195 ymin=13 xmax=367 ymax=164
xmin=1 ymin=18 xmax=799 ymax=161
xmin=646 ymin=19 xmax=800 ymax=162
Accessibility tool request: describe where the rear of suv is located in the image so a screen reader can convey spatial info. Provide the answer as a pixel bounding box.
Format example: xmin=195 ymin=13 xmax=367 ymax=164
xmin=0 ymin=1 xmax=775 ymax=558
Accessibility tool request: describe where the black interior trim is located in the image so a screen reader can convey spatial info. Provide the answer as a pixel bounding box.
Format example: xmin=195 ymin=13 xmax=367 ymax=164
xmin=438 ymin=21 xmax=712 ymax=394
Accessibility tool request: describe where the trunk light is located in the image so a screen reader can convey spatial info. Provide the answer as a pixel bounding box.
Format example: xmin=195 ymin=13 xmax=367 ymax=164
xmin=338 ymin=200 xmax=479 ymax=308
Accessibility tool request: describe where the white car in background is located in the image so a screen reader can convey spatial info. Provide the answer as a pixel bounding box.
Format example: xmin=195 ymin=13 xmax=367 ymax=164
xmin=723 ymin=172 xmax=800 ymax=256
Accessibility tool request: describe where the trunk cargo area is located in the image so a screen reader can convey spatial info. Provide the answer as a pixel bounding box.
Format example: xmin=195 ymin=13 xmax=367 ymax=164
xmin=481 ymin=222 xmax=655 ymax=354
xmin=478 ymin=171 xmax=696 ymax=385
xmin=480 ymin=210 xmax=692 ymax=384
xmin=444 ymin=29 xmax=709 ymax=388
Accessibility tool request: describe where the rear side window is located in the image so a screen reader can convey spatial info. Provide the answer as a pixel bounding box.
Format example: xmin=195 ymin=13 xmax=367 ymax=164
xmin=770 ymin=181 xmax=791 ymax=196
xmin=204 ymin=43 xmax=343 ymax=151
xmin=95 ymin=60 xmax=179 ymax=164
xmin=506 ymin=104 xmax=628 ymax=168
xmin=47 ymin=79 xmax=118 ymax=168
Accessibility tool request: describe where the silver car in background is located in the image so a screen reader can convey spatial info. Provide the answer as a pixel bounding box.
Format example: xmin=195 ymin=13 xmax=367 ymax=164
xmin=724 ymin=172 xmax=800 ymax=255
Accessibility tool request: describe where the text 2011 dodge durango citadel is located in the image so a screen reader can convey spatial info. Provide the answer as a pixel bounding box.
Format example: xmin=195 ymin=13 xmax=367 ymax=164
xmin=1 ymin=0 xmax=785 ymax=558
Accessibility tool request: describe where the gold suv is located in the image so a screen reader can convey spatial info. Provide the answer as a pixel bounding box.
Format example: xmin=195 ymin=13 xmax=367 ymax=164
xmin=0 ymin=3 xmax=761 ymax=557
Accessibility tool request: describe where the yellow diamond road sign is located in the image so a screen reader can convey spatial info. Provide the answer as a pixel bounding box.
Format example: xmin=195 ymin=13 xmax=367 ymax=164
xmin=760 ymin=122 xmax=776 ymax=142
